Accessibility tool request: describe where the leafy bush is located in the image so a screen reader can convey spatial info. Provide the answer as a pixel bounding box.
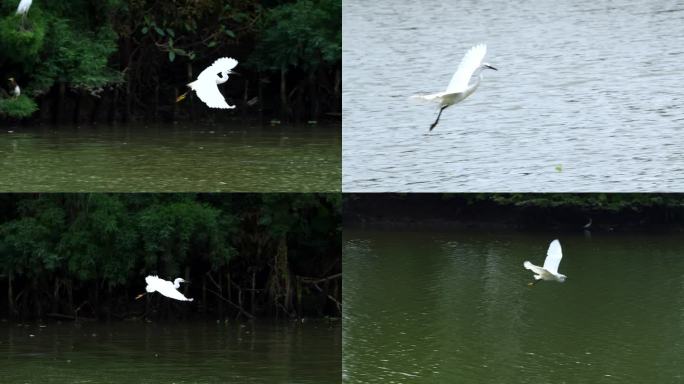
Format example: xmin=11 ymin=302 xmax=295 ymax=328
xmin=0 ymin=94 xmax=38 ymax=117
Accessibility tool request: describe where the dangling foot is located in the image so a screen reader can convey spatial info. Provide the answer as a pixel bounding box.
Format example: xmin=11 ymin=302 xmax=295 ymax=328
xmin=175 ymin=92 xmax=189 ymax=103
xmin=429 ymin=105 xmax=448 ymax=132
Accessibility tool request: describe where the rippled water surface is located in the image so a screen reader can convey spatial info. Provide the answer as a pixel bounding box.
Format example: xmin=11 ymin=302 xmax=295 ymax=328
xmin=343 ymin=229 xmax=684 ymax=383
xmin=0 ymin=320 xmax=340 ymax=383
xmin=343 ymin=0 xmax=684 ymax=191
xmin=0 ymin=124 xmax=340 ymax=192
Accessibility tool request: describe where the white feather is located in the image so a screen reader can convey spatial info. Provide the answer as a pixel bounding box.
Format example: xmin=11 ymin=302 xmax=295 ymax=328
xmin=16 ymin=0 xmax=32 ymax=15
xmin=144 ymin=275 xmax=193 ymax=302
xmin=189 ymin=57 xmax=238 ymax=109
xmin=445 ymin=43 xmax=487 ymax=93
xmin=542 ymin=239 xmax=563 ymax=275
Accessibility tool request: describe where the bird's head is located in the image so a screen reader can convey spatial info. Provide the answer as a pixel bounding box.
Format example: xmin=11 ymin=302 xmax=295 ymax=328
xmin=557 ymin=274 xmax=567 ymax=283
xmin=481 ymin=63 xmax=498 ymax=71
xmin=173 ymin=277 xmax=188 ymax=286
xmin=8 ymin=77 xmax=16 ymax=85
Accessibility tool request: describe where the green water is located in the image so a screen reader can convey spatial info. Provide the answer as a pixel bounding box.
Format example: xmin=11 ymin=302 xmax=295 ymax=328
xmin=0 ymin=124 xmax=340 ymax=192
xmin=0 ymin=320 xmax=340 ymax=383
xmin=343 ymin=229 xmax=684 ymax=383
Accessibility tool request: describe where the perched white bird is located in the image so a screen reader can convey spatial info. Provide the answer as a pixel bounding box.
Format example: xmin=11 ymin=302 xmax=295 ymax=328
xmin=523 ymin=239 xmax=567 ymax=285
xmin=176 ymin=57 xmax=238 ymax=109
xmin=8 ymin=78 xmax=20 ymax=97
xmin=412 ymin=43 xmax=497 ymax=131
xmin=136 ymin=275 xmax=194 ymax=301
xmin=16 ymin=0 xmax=32 ymax=15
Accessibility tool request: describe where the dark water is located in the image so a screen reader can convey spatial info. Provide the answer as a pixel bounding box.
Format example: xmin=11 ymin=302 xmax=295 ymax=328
xmin=0 ymin=320 xmax=341 ymax=383
xmin=0 ymin=124 xmax=340 ymax=192
xmin=343 ymin=0 xmax=684 ymax=191
xmin=343 ymin=229 xmax=684 ymax=383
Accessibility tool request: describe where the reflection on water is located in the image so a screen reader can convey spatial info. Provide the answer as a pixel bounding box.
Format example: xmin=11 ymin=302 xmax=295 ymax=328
xmin=343 ymin=0 xmax=684 ymax=191
xmin=0 ymin=124 xmax=340 ymax=192
xmin=0 ymin=320 xmax=340 ymax=383
xmin=343 ymin=230 xmax=684 ymax=383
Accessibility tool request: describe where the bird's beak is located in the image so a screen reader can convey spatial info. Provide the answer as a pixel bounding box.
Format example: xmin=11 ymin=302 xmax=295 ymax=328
xmin=484 ymin=64 xmax=498 ymax=71
xmin=230 ymin=71 xmax=240 ymax=76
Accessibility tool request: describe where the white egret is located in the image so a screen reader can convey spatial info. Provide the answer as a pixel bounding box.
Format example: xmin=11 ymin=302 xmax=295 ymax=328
xmin=176 ymin=57 xmax=238 ymax=109
xmin=135 ymin=275 xmax=194 ymax=302
xmin=523 ymin=239 xmax=567 ymax=285
xmin=412 ymin=43 xmax=497 ymax=131
xmin=16 ymin=0 xmax=32 ymax=15
xmin=8 ymin=78 xmax=20 ymax=97
xmin=16 ymin=0 xmax=31 ymax=28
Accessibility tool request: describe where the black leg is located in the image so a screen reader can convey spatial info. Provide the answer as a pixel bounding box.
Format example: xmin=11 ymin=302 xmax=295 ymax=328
xmin=429 ymin=105 xmax=448 ymax=132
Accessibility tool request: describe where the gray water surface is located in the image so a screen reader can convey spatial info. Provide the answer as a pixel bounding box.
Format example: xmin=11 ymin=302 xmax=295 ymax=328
xmin=343 ymin=229 xmax=684 ymax=383
xmin=0 ymin=124 xmax=340 ymax=192
xmin=343 ymin=0 xmax=684 ymax=191
xmin=0 ymin=320 xmax=341 ymax=383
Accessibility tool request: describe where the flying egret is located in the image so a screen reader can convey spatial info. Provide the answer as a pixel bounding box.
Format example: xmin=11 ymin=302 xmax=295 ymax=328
xmin=16 ymin=0 xmax=31 ymax=28
xmin=412 ymin=43 xmax=497 ymax=131
xmin=135 ymin=275 xmax=194 ymax=301
xmin=8 ymin=78 xmax=20 ymax=97
xmin=523 ymin=239 xmax=567 ymax=286
xmin=176 ymin=57 xmax=238 ymax=109
xmin=16 ymin=0 xmax=31 ymax=15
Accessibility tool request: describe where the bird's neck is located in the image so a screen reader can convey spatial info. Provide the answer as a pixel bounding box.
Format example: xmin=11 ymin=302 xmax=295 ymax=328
xmin=465 ymin=74 xmax=483 ymax=96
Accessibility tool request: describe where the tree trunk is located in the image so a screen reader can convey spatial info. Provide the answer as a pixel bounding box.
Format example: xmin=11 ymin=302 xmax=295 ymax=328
xmin=187 ymin=62 xmax=194 ymax=120
xmin=32 ymin=277 xmax=41 ymax=319
xmin=52 ymin=278 xmax=60 ymax=314
xmin=280 ymin=67 xmax=288 ymax=121
xmin=334 ymin=66 xmax=341 ymax=113
xmin=218 ymin=273 xmax=224 ymax=320
xmin=73 ymin=89 xmax=82 ymax=125
xmin=309 ymin=71 xmax=318 ymax=121
xmin=202 ymin=274 xmax=207 ymax=315
xmin=251 ymin=271 xmax=256 ymax=314
xmin=258 ymin=71 xmax=264 ymax=121
xmin=67 ymin=279 xmax=74 ymax=316
xmin=8 ymin=272 xmax=14 ymax=317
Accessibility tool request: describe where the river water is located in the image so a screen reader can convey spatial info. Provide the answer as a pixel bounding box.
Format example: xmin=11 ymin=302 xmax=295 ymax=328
xmin=0 ymin=124 xmax=340 ymax=192
xmin=0 ymin=320 xmax=340 ymax=383
xmin=343 ymin=229 xmax=684 ymax=383
xmin=343 ymin=0 xmax=684 ymax=191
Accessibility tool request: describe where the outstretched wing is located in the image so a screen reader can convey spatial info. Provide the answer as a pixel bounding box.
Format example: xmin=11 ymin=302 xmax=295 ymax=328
xmin=192 ymin=78 xmax=233 ymax=109
xmin=445 ymin=44 xmax=487 ymax=93
xmin=193 ymin=57 xmax=238 ymax=109
xmin=197 ymin=57 xmax=238 ymax=82
xmin=16 ymin=0 xmax=32 ymax=15
xmin=159 ymin=287 xmax=194 ymax=302
xmin=145 ymin=275 xmax=162 ymax=287
xmin=543 ymin=239 xmax=563 ymax=274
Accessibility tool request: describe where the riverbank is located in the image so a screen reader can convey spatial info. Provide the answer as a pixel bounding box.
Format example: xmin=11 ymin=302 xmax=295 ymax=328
xmin=344 ymin=194 xmax=684 ymax=232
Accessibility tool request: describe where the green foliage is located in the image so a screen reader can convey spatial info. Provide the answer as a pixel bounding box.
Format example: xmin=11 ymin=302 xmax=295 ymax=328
xmin=30 ymin=17 xmax=122 ymax=93
xmin=478 ymin=194 xmax=684 ymax=211
xmin=251 ymin=0 xmax=341 ymax=71
xmin=0 ymin=193 xmax=340 ymax=319
xmin=0 ymin=12 xmax=46 ymax=65
xmin=137 ymin=200 xmax=234 ymax=275
xmin=0 ymin=94 xmax=38 ymax=117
